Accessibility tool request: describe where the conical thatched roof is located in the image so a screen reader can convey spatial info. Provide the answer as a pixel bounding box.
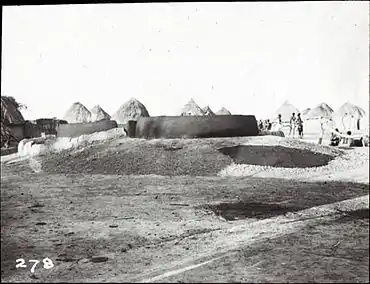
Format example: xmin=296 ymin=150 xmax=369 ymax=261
xmin=202 ymin=105 xmax=215 ymax=116
xmin=216 ymin=107 xmax=231 ymax=115
xmin=332 ymin=102 xmax=366 ymax=120
xmin=274 ymin=101 xmax=300 ymax=122
xmin=112 ymin=98 xmax=150 ymax=125
xmin=63 ymin=102 xmax=92 ymax=123
xmin=180 ymin=99 xmax=205 ymax=116
xmin=90 ymin=105 xmax=111 ymax=122
xmin=1 ymin=96 xmax=25 ymax=124
xmin=305 ymin=103 xmax=334 ymax=120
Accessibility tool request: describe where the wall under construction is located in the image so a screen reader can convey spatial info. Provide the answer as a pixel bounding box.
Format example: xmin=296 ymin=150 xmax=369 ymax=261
xmin=56 ymin=119 xmax=118 ymax=138
xmin=135 ymin=115 xmax=259 ymax=139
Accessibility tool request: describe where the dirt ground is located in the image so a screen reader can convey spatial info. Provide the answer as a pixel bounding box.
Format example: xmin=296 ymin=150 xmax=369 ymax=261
xmin=1 ymin=158 xmax=369 ymax=283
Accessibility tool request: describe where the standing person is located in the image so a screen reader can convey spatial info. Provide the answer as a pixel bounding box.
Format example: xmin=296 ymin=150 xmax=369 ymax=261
xmin=296 ymin=113 xmax=303 ymax=139
xmin=258 ymin=119 xmax=264 ymax=131
xmin=318 ymin=116 xmax=327 ymax=145
xmin=276 ymin=114 xmax=283 ymax=131
xmin=330 ymin=128 xmax=341 ymax=146
xmin=267 ymin=119 xmax=272 ymax=130
xmin=289 ymin=113 xmax=296 ymax=137
xmin=278 ymin=114 xmax=282 ymax=125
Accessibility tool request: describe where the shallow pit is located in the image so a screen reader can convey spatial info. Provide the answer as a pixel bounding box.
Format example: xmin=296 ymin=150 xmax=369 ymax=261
xmin=202 ymin=201 xmax=304 ymax=221
xmin=218 ymin=145 xmax=334 ymax=168
xmin=335 ymin=208 xmax=369 ymax=222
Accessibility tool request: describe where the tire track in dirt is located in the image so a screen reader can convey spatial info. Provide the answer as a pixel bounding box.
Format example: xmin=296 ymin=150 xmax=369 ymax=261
xmin=125 ymin=195 xmax=369 ymax=283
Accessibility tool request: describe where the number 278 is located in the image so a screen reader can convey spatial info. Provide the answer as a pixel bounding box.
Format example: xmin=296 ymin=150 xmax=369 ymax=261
xmin=16 ymin=258 xmax=54 ymax=273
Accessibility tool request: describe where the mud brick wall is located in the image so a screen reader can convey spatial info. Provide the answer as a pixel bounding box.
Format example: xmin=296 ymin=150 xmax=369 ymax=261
xmin=56 ymin=120 xmax=118 ymax=138
xmin=135 ymin=115 xmax=259 ymax=139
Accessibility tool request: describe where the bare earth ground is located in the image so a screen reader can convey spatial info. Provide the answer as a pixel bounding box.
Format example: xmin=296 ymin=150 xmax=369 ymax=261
xmin=1 ymin=136 xmax=369 ymax=283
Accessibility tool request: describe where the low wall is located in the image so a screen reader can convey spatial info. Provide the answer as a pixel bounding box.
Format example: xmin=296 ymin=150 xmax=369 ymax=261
xmin=259 ymin=130 xmax=285 ymax=137
xmin=56 ymin=120 xmax=118 ymax=138
xmin=135 ymin=115 xmax=259 ymax=139
xmin=1 ymin=147 xmax=18 ymax=156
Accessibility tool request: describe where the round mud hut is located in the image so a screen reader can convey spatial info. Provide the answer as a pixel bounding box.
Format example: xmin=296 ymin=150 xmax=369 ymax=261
xmin=305 ymin=103 xmax=334 ymax=120
xmin=63 ymin=102 xmax=92 ymax=123
xmin=202 ymin=105 xmax=215 ymax=116
xmin=90 ymin=105 xmax=111 ymax=122
xmin=216 ymin=107 xmax=232 ymax=115
xmin=111 ymin=98 xmax=150 ymax=125
xmin=332 ymin=102 xmax=366 ymax=132
xmin=180 ymin=99 xmax=205 ymax=116
xmin=274 ymin=101 xmax=300 ymax=123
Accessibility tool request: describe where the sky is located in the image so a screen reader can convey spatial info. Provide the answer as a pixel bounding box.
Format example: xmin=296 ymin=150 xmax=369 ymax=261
xmin=2 ymin=2 xmax=369 ymax=120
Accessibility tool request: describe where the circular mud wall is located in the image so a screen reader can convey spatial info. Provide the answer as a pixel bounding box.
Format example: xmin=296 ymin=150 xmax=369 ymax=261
xmin=56 ymin=120 xmax=118 ymax=138
xmin=218 ymin=145 xmax=334 ymax=168
xmin=135 ymin=115 xmax=259 ymax=139
xmin=259 ymin=130 xmax=285 ymax=137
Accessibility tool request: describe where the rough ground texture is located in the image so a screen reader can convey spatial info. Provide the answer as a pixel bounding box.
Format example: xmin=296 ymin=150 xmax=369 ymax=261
xmin=1 ymin=135 xmax=369 ymax=283
xmin=1 ymin=167 xmax=368 ymax=283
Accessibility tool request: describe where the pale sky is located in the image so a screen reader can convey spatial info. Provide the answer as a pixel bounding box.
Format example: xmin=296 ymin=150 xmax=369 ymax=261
xmin=2 ymin=2 xmax=369 ymax=120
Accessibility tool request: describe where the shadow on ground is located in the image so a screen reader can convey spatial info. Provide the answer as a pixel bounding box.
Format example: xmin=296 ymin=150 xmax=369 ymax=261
xmin=164 ymin=213 xmax=369 ymax=283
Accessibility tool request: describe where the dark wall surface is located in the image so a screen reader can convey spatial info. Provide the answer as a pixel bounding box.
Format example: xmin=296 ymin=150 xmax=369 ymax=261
xmin=135 ymin=115 xmax=259 ymax=139
xmin=56 ymin=120 xmax=118 ymax=138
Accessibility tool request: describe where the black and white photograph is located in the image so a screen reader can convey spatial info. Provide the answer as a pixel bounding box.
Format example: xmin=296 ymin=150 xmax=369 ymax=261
xmin=1 ymin=2 xmax=369 ymax=283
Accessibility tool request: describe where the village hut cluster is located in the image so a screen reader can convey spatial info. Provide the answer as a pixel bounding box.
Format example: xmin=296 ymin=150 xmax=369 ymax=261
xmin=1 ymin=94 xmax=368 ymax=155
xmin=258 ymin=100 xmax=369 ymax=146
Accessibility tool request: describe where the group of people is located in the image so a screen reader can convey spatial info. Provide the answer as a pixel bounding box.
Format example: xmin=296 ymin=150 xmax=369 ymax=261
xmin=330 ymin=129 xmax=365 ymax=147
xmin=258 ymin=113 xmax=304 ymax=138
xmin=287 ymin=112 xmax=304 ymax=138
xmin=258 ymin=119 xmax=272 ymax=131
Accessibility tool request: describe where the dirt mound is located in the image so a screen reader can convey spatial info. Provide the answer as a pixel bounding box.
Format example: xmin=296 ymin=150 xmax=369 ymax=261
xmin=40 ymin=141 xmax=234 ymax=176
xmin=218 ymin=145 xmax=334 ymax=168
xmin=39 ymin=136 xmax=342 ymax=176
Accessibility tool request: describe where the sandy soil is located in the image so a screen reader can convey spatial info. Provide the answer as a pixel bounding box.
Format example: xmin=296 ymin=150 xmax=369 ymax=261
xmin=1 ymin=135 xmax=369 ymax=283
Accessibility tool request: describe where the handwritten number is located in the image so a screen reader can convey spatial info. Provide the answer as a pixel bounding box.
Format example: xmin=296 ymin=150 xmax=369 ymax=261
xmin=15 ymin=258 xmax=27 ymax=269
xmin=42 ymin=257 xmax=54 ymax=269
xmin=29 ymin=260 xmax=40 ymax=273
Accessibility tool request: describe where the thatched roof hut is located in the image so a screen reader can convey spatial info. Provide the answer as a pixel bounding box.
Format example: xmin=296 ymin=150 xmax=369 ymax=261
xmin=216 ymin=107 xmax=231 ymax=115
xmin=202 ymin=105 xmax=215 ymax=116
xmin=274 ymin=101 xmax=300 ymax=122
xmin=112 ymin=98 xmax=150 ymax=125
xmin=333 ymin=102 xmax=366 ymax=120
xmin=63 ymin=102 xmax=92 ymax=123
xmin=331 ymin=102 xmax=367 ymax=132
xmin=90 ymin=105 xmax=111 ymax=122
xmin=305 ymin=103 xmax=334 ymax=120
xmin=180 ymin=99 xmax=205 ymax=116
